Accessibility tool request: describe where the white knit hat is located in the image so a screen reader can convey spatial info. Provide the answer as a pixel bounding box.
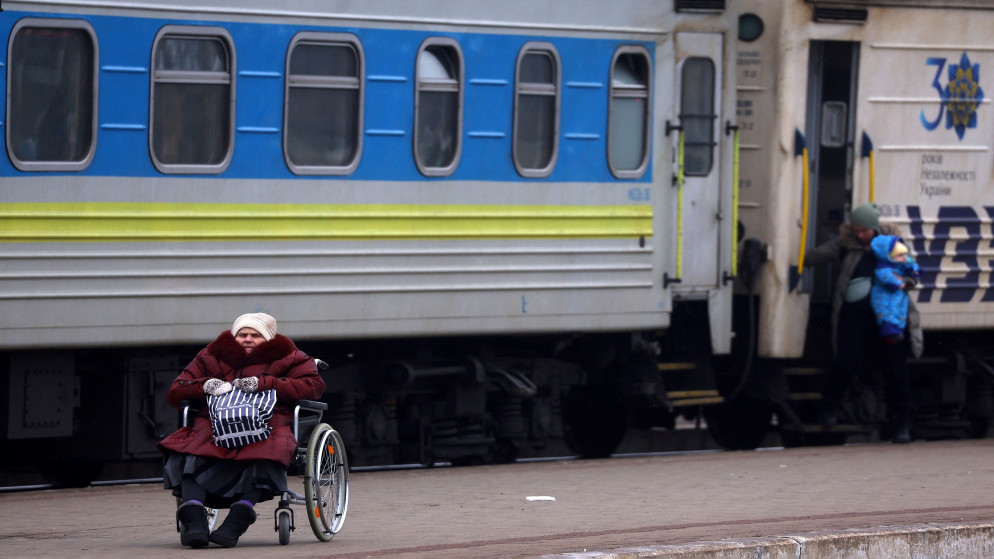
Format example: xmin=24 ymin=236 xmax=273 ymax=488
xmin=231 ymin=312 xmax=277 ymax=341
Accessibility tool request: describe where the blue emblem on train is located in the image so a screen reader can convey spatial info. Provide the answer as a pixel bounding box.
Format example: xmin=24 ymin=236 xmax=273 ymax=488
xmin=945 ymin=53 xmax=985 ymax=139
xmin=920 ymin=53 xmax=984 ymax=140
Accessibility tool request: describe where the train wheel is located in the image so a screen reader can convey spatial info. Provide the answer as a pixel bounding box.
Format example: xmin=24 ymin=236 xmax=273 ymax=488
xmin=703 ymin=397 xmax=772 ymax=450
xmin=563 ymin=385 xmax=627 ymax=458
xmin=40 ymin=460 xmax=103 ymax=488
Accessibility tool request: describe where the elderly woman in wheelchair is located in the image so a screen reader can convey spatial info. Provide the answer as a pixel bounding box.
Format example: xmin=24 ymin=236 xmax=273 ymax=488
xmin=158 ymin=313 xmax=326 ymax=548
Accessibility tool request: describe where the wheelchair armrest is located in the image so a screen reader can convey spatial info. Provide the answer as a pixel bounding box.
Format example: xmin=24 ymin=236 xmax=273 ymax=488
xmin=297 ymin=399 xmax=328 ymax=412
xmin=293 ymin=400 xmax=328 ymax=441
xmin=179 ymin=400 xmax=199 ymax=428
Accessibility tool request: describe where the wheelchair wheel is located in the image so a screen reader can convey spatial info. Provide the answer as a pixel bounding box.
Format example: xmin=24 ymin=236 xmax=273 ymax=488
xmin=305 ymin=423 xmax=349 ymax=541
xmin=277 ymin=508 xmax=292 ymax=545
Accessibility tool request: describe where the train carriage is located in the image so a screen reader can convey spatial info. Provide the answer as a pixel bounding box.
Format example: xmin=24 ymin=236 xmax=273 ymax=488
xmin=726 ymin=0 xmax=994 ymax=447
xmin=1 ymin=0 xmax=741 ymax=482
xmin=8 ymin=0 xmax=994 ymax=485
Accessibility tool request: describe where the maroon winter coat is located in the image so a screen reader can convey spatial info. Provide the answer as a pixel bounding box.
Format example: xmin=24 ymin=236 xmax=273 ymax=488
xmin=157 ymin=331 xmax=326 ymax=467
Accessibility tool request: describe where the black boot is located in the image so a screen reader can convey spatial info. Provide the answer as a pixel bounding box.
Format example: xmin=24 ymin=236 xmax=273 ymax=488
xmin=176 ymin=501 xmax=209 ymax=548
xmin=890 ymin=413 xmax=911 ymax=444
xmin=892 ymin=422 xmax=911 ymax=444
xmin=209 ymin=501 xmax=257 ymax=548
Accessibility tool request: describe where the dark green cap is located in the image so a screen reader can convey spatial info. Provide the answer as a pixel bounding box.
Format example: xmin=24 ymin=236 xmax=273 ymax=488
xmin=850 ymin=203 xmax=880 ymax=232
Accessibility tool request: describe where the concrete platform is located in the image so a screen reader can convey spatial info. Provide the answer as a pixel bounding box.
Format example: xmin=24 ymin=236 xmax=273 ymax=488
xmin=3 ymin=439 xmax=994 ymax=558
xmin=551 ymin=523 xmax=994 ymax=558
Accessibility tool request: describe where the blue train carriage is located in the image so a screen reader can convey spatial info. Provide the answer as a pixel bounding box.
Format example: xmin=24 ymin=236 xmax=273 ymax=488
xmin=0 ymin=1 xmax=741 ymax=482
xmin=719 ymin=0 xmax=994 ymax=449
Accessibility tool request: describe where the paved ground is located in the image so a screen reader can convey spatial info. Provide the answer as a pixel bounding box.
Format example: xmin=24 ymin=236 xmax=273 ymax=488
xmin=3 ymin=439 xmax=994 ymax=558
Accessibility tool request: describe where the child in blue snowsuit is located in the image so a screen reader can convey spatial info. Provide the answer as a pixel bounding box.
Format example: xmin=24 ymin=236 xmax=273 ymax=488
xmin=870 ymin=235 xmax=920 ymax=343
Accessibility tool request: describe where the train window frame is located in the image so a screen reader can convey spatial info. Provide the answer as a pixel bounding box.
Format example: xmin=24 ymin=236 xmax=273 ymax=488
xmin=413 ymin=37 xmax=463 ymax=177
xmin=149 ymin=26 xmax=235 ymax=175
xmin=607 ymin=46 xmax=652 ymax=179
xmin=513 ymin=43 xmax=561 ymax=178
xmin=6 ymin=18 xmax=98 ymax=172
xmin=679 ymin=56 xmax=716 ymax=177
xmin=284 ymin=32 xmax=364 ymax=176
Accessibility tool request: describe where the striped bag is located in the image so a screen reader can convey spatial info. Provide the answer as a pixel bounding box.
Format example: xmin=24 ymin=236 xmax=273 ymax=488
xmin=207 ymin=388 xmax=277 ymax=449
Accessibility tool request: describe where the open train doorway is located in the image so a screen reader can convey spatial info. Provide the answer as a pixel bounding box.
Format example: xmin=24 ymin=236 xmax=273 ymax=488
xmin=805 ymin=40 xmax=860 ymax=302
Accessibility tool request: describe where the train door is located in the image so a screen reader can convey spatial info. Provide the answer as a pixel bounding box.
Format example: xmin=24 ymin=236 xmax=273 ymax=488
xmin=805 ymin=41 xmax=860 ymax=301
xmin=674 ymin=32 xmax=723 ymax=291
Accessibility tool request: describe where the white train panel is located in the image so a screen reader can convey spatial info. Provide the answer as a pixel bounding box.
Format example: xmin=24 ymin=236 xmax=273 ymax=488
xmin=0 ymin=237 xmax=659 ymax=347
xmin=738 ymin=1 xmax=994 ymax=357
xmin=855 ymin=8 xmax=994 ymax=330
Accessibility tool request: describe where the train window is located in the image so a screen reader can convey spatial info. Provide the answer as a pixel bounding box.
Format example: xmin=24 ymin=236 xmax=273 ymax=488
xmin=820 ymin=101 xmax=847 ymax=148
xmin=285 ymin=33 xmax=363 ymax=175
xmin=150 ymin=27 xmax=234 ymax=174
xmin=6 ymin=19 xmax=97 ymax=171
xmin=414 ymin=38 xmax=463 ymax=177
xmin=608 ymin=47 xmax=651 ymax=179
xmin=513 ymin=44 xmax=560 ymax=178
xmin=680 ymin=57 xmax=716 ymax=176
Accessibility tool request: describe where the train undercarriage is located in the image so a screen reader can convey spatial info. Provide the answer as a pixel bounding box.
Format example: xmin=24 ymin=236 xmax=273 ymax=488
xmin=4 ymin=299 xmax=993 ymax=486
xmin=0 ymin=330 xmax=671 ymax=485
xmin=701 ymin=297 xmax=994 ymax=451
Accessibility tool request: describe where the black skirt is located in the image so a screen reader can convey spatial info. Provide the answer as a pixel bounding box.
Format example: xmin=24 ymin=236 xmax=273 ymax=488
xmin=163 ymin=452 xmax=289 ymax=509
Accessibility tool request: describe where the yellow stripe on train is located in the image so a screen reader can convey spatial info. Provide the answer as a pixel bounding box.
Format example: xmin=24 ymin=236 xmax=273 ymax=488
xmin=0 ymin=202 xmax=653 ymax=242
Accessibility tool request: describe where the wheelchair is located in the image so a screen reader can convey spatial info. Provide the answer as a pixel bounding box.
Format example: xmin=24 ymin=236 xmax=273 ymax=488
xmin=177 ymin=391 xmax=349 ymax=545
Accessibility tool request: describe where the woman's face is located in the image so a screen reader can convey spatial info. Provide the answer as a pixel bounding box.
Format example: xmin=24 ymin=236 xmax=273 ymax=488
xmin=235 ymin=327 xmax=265 ymax=353
xmin=851 ymin=225 xmax=876 ymax=247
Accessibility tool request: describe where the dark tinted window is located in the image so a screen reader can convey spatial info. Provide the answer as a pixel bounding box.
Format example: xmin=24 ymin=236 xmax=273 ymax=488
xmin=7 ymin=22 xmax=96 ymax=170
xmin=414 ymin=39 xmax=462 ymax=176
xmin=680 ymin=57 xmax=716 ymax=176
xmin=514 ymin=45 xmax=559 ymax=177
xmin=151 ymin=29 xmax=233 ymax=173
xmin=285 ymin=34 xmax=363 ymax=174
xmin=608 ymin=48 xmax=651 ymax=178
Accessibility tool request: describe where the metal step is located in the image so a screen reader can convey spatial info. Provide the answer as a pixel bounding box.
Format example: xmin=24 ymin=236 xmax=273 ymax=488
xmin=666 ymin=389 xmax=723 ymax=407
xmin=783 ymin=367 xmax=827 ymax=376
xmin=658 ymin=362 xmax=697 ymax=372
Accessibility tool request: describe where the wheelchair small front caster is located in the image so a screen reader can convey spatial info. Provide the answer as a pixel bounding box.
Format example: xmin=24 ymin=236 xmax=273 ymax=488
xmin=275 ymin=507 xmax=294 ymax=545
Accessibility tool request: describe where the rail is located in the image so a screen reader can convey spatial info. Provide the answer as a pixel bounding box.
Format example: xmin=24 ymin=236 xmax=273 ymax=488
xmin=790 ymin=129 xmax=810 ymax=291
xmin=729 ymin=121 xmax=740 ymax=278
xmin=861 ymin=131 xmax=875 ymax=202
xmin=664 ymin=120 xmax=684 ymax=288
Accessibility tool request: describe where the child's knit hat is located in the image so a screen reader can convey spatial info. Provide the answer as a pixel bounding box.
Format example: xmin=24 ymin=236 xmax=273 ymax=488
xmin=890 ymin=241 xmax=908 ymax=259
